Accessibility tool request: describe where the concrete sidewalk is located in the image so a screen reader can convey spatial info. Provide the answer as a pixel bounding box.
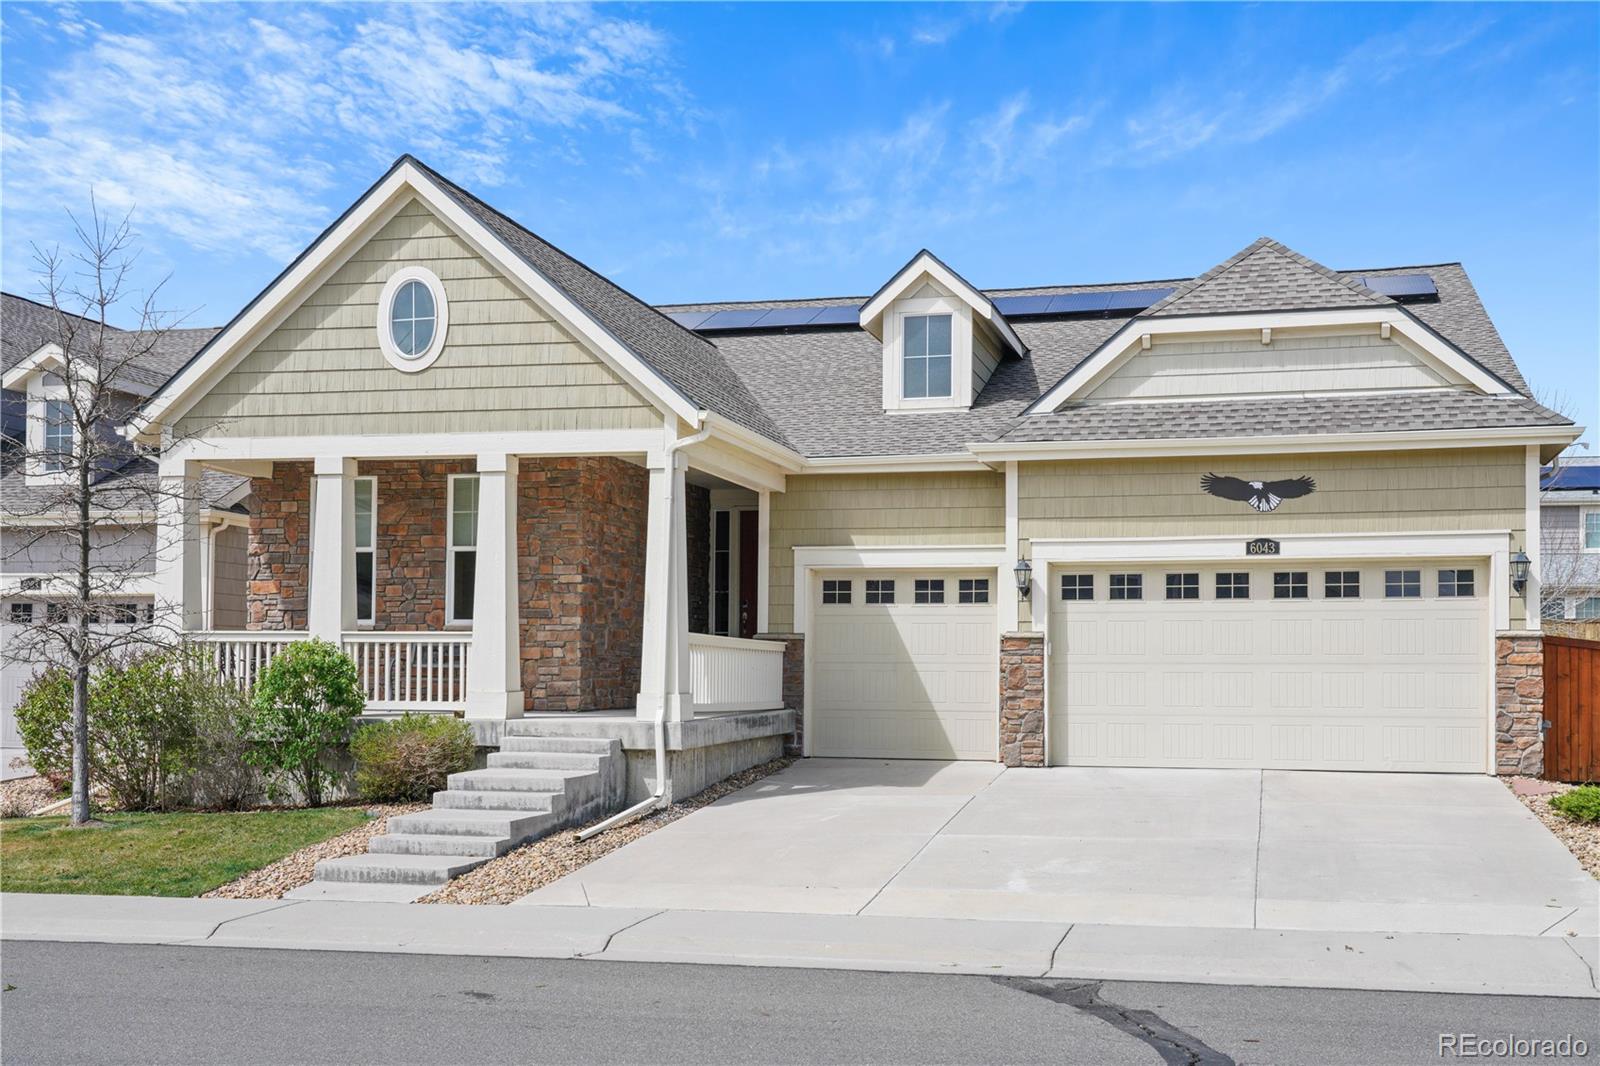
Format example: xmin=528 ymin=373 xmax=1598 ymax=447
xmin=4 ymin=892 xmax=1595 ymax=999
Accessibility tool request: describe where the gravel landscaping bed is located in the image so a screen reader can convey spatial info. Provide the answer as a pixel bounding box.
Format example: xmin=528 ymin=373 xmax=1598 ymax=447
xmin=1 ymin=776 xmax=61 ymax=818
xmin=1507 ymin=778 xmax=1600 ymax=880
xmin=419 ymin=757 xmax=797 ymax=905
xmin=202 ymin=802 xmax=428 ymax=899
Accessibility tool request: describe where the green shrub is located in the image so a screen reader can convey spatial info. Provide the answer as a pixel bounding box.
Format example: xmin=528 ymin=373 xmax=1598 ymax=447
xmin=1550 ymin=785 xmax=1600 ymax=824
xmin=242 ymin=639 xmax=364 ymax=808
xmin=351 ymin=713 xmax=475 ymax=801
xmin=171 ymin=677 xmax=260 ymax=811
xmin=12 ymin=668 xmax=74 ymax=789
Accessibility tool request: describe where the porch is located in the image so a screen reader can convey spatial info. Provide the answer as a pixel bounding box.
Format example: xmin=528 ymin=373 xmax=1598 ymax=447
xmin=159 ymin=432 xmax=793 ymax=725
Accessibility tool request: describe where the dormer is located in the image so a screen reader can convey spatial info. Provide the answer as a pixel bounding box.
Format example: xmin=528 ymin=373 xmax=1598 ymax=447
xmin=860 ymin=250 xmax=1025 ymax=413
xmin=2 ymin=343 xmax=134 ymax=485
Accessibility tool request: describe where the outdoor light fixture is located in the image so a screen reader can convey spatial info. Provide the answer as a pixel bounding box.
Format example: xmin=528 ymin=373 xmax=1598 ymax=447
xmin=1510 ymin=550 xmax=1531 ymax=594
xmin=1013 ymin=557 xmax=1033 ymax=599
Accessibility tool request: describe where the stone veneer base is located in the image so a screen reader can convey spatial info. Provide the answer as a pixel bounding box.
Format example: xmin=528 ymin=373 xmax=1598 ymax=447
xmin=999 ymin=631 xmax=1046 ymax=768
xmin=1494 ymin=631 xmax=1545 ymax=777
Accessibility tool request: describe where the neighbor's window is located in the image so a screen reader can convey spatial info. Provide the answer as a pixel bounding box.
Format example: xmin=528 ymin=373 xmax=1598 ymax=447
xmin=1577 ymin=596 xmax=1600 ymax=620
xmin=1438 ymin=568 xmax=1475 ymax=598
xmin=914 ymin=578 xmax=945 ymax=605
xmin=958 ymin=578 xmax=989 ymax=604
xmin=1166 ymin=573 xmax=1199 ymax=600
xmin=1541 ymin=595 xmax=1567 ymax=621
xmin=45 ymin=603 xmax=67 ymax=624
xmin=9 ymin=602 xmax=33 ymax=624
xmin=1384 ymin=569 xmax=1421 ymax=598
xmin=865 ymin=579 xmax=895 ymax=605
xmin=1273 ymin=572 xmax=1308 ymax=600
xmin=1325 ymin=571 xmax=1360 ymax=599
xmin=447 ymin=475 xmax=479 ymax=624
xmin=354 ymin=477 xmax=376 ymax=624
xmin=902 ymin=313 xmax=953 ymax=399
xmin=821 ymin=579 xmax=851 ymax=605
xmin=1585 ymin=510 xmax=1600 ymax=551
xmin=1109 ymin=573 xmax=1142 ymax=601
xmin=1061 ymin=574 xmax=1094 ymax=601
xmin=42 ymin=399 xmax=73 ymax=472
xmin=1216 ymin=572 xmax=1250 ymax=600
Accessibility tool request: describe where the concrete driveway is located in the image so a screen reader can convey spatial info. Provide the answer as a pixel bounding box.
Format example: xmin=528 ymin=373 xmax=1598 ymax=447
xmin=520 ymin=760 xmax=1596 ymax=937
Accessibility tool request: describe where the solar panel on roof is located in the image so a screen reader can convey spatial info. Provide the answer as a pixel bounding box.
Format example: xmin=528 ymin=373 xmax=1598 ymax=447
xmin=665 ymin=310 xmax=714 ymax=330
xmin=808 ymin=305 xmax=863 ymax=326
xmin=1046 ymin=292 xmax=1112 ymax=314
xmin=991 ymin=294 xmax=1054 ymax=316
xmin=1356 ymin=274 xmax=1437 ymax=298
xmin=1102 ymin=287 xmax=1176 ymax=311
xmin=1542 ymin=465 xmax=1600 ymax=491
xmin=698 ymin=308 xmax=769 ymax=330
xmin=753 ymin=306 xmax=824 ymax=328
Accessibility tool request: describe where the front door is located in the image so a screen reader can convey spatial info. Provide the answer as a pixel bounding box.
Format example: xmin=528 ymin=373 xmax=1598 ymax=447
xmin=738 ymin=510 xmax=759 ymax=638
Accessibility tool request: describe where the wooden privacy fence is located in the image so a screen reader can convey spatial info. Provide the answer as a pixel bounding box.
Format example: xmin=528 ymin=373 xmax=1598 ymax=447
xmin=1543 ymin=635 xmax=1600 ymax=783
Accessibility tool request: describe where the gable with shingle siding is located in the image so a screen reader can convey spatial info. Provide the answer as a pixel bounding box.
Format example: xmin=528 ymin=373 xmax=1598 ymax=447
xmin=178 ymin=200 xmax=661 ymax=439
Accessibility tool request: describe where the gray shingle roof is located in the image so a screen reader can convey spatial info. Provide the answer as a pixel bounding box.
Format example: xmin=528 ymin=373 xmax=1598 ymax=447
xmin=2 ymin=292 xmax=220 ymax=393
xmin=414 ymin=160 xmax=793 ymax=449
xmin=1144 ymin=237 xmax=1391 ymax=317
xmin=1 ymin=458 xmax=248 ymax=516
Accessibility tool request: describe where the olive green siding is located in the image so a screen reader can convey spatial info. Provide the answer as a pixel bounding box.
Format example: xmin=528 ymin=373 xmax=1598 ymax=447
xmin=766 ymin=471 xmax=1005 ymax=631
xmin=178 ymin=200 xmax=660 ymax=438
xmin=1017 ymin=447 xmax=1528 ymax=625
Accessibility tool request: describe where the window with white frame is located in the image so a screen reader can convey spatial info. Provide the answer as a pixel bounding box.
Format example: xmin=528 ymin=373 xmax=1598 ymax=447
xmin=1541 ymin=595 xmax=1566 ymax=621
xmin=447 ymin=475 xmax=479 ymax=624
xmin=821 ymin=579 xmax=851 ymax=605
xmin=958 ymin=578 xmax=989 ymax=604
xmin=1585 ymin=509 xmax=1600 ymax=552
xmin=901 ymin=314 xmax=953 ymax=399
xmin=1325 ymin=570 xmax=1360 ymax=598
xmin=378 ymin=267 xmax=449 ymax=372
xmin=354 ymin=477 xmax=376 ymax=624
xmin=914 ymin=578 xmax=945 ymax=604
xmin=865 ymin=579 xmax=895 ymax=605
xmin=1273 ymin=572 xmax=1309 ymax=599
xmin=1384 ymin=569 xmax=1421 ymax=598
xmin=1166 ymin=572 xmax=1199 ymax=600
xmin=1216 ymin=572 xmax=1250 ymax=600
xmin=1438 ymin=568 xmax=1475 ymax=598
xmin=1109 ymin=573 xmax=1142 ymax=601
xmin=42 ymin=398 xmax=72 ymax=472
xmin=1577 ymin=596 xmax=1600 ymax=620
xmin=1061 ymin=574 xmax=1094 ymax=601
xmin=9 ymin=602 xmax=34 ymax=624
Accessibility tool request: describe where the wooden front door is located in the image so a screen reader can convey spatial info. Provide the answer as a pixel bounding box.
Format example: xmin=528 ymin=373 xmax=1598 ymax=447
xmin=738 ymin=510 xmax=759 ymax=638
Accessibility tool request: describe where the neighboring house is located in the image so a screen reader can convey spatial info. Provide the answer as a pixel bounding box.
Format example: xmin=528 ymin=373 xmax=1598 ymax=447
xmin=1540 ymin=456 xmax=1600 ymax=623
xmin=0 ymin=293 xmax=250 ymax=779
xmin=112 ymin=154 xmax=1579 ymax=799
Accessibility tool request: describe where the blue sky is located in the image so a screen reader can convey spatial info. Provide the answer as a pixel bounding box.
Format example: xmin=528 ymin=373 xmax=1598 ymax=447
xmin=3 ymin=2 xmax=1595 ymax=445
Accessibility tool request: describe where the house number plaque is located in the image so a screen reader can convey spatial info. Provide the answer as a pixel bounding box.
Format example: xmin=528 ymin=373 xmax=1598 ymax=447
xmin=1245 ymin=537 xmax=1281 ymax=556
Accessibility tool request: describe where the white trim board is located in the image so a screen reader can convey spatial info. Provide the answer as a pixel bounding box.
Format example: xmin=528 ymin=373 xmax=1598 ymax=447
xmin=859 ymin=251 xmax=1025 ymax=358
xmin=135 ymin=159 xmax=706 ymax=442
xmin=1026 ymin=307 xmax=1514 ymax=414
xmin=968 ymin=425 xmax=1581 ymax=463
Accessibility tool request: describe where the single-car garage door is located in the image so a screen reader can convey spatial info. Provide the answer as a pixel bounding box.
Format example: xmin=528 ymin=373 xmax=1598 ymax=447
xmin=811 ymin=570 xmax=997 ymax=759
xmin=1048 ymin=560 xmax=1490 ymax=772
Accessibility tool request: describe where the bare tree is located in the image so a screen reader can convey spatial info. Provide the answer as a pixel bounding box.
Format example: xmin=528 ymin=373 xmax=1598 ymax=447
xmin=3 ymin=200 xmax=205 ymax=826
xmin=1534 ymin=388 xmax=1593 ymax=627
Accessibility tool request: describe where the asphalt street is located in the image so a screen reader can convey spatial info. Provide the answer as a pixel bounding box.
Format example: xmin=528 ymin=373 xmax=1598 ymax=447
xmin=2 ymin=941 xmax=1595 ymax=1065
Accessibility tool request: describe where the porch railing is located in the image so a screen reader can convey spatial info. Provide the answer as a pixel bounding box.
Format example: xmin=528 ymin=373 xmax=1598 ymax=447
xmin=194 ymin=631 xmax=470 ymax=713
xmin=687 ymin=633 xmax=786 ymax=715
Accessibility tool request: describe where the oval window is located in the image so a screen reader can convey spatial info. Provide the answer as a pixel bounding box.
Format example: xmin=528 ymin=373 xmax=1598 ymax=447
xmin=378 ymin=267 xmax=448 ymax=372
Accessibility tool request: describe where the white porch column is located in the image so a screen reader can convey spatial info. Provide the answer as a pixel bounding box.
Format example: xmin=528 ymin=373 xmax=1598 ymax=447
xmin=637 ymin=452 xmax=693 ymax=721
xmin=756 ymin=489 xmax=771 ymax=633
xmin=465 ymin=453 xmax=523 ymax=719
xmin=154 ymin=457 xmax=204 ymax=633
xmin=308 ymin=456 xmax=356 ymax=641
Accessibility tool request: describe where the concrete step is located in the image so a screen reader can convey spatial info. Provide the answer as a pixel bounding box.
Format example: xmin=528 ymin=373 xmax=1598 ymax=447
xmin=368 ymin=833 xmax=510 ymax=858
xmin=487 ymin=750 xmax=607 ymax=772
xmin=498 ymin=735 xmax=621 ymax=755
xmin=448 ymin=768 xmax=596 ymax=793
xmin=283 ymin=881 xmax=433 ymax=903
xmin=314 ymin=853 xmax=488 ymax=885
xmin=387 ymin=808 xmax=556 ymax=839
xmin=433 ymin=789 xmax=565 ymax=813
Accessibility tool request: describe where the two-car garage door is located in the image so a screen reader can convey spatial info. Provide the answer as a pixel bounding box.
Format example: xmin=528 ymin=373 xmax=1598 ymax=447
xmin=1047 ymin=560 xmax=1490 ymax=772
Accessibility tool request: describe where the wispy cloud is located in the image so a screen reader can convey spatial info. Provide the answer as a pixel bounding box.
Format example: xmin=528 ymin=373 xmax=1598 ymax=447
xmin=2 ymin=3 xmax=685 ymax=264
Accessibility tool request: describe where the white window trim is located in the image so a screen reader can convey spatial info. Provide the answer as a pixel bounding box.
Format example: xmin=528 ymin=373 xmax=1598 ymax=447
xmin=882 ymin=295 xmax=974 ymax=412
xmin=24 ymin=377 xmax=74 ymax=485
xmin=445 ymin=473 xmax=479 ymax=627
xmin=1582 ymin=507 xmax=1600 ymax=554
xmin=354 ymin=476 xmax=377 ymax=625
xmin=1576 ymin=595 xmax=1600 ymax=620
xmin=377 ymin=266 xmax=449 ymax=373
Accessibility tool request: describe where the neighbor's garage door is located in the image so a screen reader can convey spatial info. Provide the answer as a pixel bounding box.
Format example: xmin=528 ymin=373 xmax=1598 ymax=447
xmin=1048 ymin=560 xmax=1490 ymax=772
xmin=811 ymin=571 xmax=997 ymax=759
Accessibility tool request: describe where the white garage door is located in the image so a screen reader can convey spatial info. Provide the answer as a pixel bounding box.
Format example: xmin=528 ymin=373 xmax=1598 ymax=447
xmin=811 ymin=570 xmax=997 ymax=759
xmin=1048 ymin=560 xmax=1490 ymax=772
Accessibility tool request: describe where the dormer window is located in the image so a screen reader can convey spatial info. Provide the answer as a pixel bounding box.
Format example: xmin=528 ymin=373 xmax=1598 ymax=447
xmin=42 ymin=399 xmax=73 ymax=473
xmin=902 ymin=314 xmax=953 ymax=399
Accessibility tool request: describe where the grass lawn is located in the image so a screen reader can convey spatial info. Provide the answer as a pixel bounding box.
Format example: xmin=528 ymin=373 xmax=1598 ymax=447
xmin=0 ymin=808 xmax=371 ymax=896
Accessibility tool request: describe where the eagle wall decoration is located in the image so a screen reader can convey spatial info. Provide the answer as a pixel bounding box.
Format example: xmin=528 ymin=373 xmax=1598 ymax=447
xmin=1201 ymin=473 xmax=1317 ymax=513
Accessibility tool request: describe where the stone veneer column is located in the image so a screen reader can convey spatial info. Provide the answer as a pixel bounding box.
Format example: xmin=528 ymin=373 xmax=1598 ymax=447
xmin=1494 ymin=632 xmax=1545 ymax=776
xmin=999 ymin=631 xmax=1045 ymax=767
xmin=757 ymin=633 xmax=805 ymax=754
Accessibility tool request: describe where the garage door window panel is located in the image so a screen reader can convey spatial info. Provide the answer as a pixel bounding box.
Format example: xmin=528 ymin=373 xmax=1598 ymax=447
xmin=1385 ymin=569 xmax=1421 ymax=598
xmin=1216 ymin=572 xmax=1250 ymax=600
xmin=1325 ymin=570 xmax=1361 ymax=599
xmin=1109 ymin=573 xmax=1143 ymax=600
xmin=865 ymin=579 xmax=895 ymax=605
xmin=914 ymin=579 xmax=946 ymax=604
xmin=822 ymin=579 xmax=852 ymax=605
xmin=1438 ymin=569 xmax=1475 ymax=597
xmin=1273 ymin=572 xmax=1309 ymax=600
xmin=1166 ymin=572 xmax=1199 ymax=600
xmin=958 ymin=578 xmax=989 ymax=604
xmin=1061 ymin=574 xmax=1094 ymax=601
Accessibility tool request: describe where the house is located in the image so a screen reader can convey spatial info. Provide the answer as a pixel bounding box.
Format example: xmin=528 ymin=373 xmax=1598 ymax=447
xmin=122 ymin=154 xmax=1581 ymax=804
xmin=0 ymin=293 xmax=249 ymax=778
xmin=1540 ymin=456 xmax=1600 ymax=624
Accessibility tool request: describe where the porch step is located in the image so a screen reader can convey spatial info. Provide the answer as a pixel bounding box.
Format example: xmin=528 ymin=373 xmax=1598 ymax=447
xmin=498 ymin=734 xmax=621 ymax=755
xmin=305 ymin=733 xmax=627 ymax=895
xmin=314 ymin=852 xmax=489 ymax=885
xmin=369 ymin=833 xmax=511 ymax=858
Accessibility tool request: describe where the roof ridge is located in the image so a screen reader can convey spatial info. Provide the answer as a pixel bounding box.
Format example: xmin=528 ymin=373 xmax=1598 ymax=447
xmin=1143 ymin=237 xmax=1392 ymax=318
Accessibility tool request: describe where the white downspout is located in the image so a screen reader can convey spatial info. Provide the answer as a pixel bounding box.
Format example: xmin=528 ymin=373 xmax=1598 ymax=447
xmin=576 ymin=421 xmax=711 ymax=841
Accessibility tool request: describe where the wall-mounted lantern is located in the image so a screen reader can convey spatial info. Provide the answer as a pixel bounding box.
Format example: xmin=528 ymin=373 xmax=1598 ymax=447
xmin=1510 ymin=550 xmax=1531 ymax=594
xmin=1013 ymin=557 xmax=1033 ymax=600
